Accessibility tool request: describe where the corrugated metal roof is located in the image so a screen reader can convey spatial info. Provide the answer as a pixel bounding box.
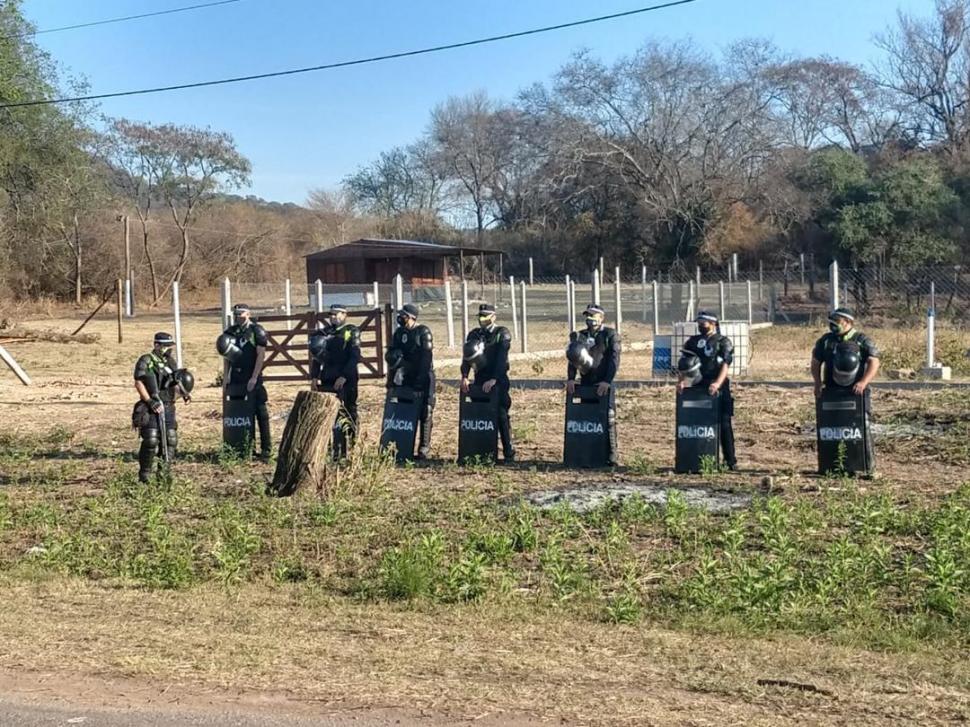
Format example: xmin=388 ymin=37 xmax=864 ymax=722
xmin=305 ymin=238 xmax=502 ymax=259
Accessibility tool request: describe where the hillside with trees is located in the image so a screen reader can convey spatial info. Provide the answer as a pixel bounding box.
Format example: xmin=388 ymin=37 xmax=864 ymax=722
xmin=2 ymin=0 xmax=970 ymax=303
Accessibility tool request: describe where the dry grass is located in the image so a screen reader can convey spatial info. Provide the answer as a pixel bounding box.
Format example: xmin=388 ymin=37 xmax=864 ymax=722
xmin=0 ymin=581 xmax=967 ymax=725
xmin=2 ymin=308 xmax=970 ymax=724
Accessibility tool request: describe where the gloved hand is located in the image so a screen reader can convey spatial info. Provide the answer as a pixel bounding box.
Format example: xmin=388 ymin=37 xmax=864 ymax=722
xmin=149 ymin=397 xmax=164 ymax=415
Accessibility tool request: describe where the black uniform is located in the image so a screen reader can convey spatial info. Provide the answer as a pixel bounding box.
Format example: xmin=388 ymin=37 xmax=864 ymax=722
xmin=222 ymin=322 xmax=272 ymax=457
xmin=567 ymin=325 xmax=621 ymax=465
xmin=133 ymin=351 xmax=179 ymax=482
xmin=460 ymin=324 xmax=515 ymax=460
xmin=387 ymin=323 xmax=435 ymax=457
xmin=812 ymin=328 xmax=880 ymax=468
xmin=311 ymin=322 xmax=361 ymax=448
xmin=683 ymin=331 xmax=737 ymax=468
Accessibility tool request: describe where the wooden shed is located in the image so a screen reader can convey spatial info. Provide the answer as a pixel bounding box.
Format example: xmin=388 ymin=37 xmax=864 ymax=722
xmin=304 ymin=238 xmax=502 ymax=286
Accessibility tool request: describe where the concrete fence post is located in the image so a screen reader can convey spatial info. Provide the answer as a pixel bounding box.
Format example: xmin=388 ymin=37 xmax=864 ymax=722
xmin=565 ymin=274 xmax=572 ymax=334
xmin=746 ymin=280 xmax=753 ymax=324
xmin=614 ymin=266 xmax=623 ymax=334
xmin=221 ymin=277 xmax=232 ymax=329
xmin=372 ymin=280 xmax=379 ymax=308
xmin=461 ymin=279 xmax=469 ymax=341
xmin=520 ymin=281 xmax=529 ymax=354
xmin=444 ymin=280 xmax=455 ymax=348
xmin=719 ymin=280 xmax=726 ymax=319
xmin=172 ymin=281 xmax=183 ymax=369
xmin=509 ymin=275 xmax=519 ymax=340
xmin=528 ymin=257 xmax=534 ymax=286
xmin=315 ymin=279 xmax=324 ymax=314
xmin=570 ymin=279 xmax=578 ymax=332
xmin=394 ymin=274 xmax=404 ymax=311
xmin=641 ymin=265 xmax=648 ymax=322
xmin=829 ymin=261 xmax=840 ymax=310
xmin=652 ymin=280 xmax=660 ymax=336
xmin=592 ymin=269 xmax=601 ymax=305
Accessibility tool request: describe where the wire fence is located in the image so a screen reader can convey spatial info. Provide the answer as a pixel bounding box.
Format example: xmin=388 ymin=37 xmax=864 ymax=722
xmin=171 ymin=264 xmax=969 ymax=381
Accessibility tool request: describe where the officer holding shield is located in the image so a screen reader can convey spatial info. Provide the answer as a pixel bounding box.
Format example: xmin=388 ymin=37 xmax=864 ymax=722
xmin=460 ymin=303 xmax=515 ymax=463
xmin=385 ymin=303 xmax=435 ymax=459
xmin=676 ymin=311 xmax=737 ymax=470
xmin=310 ymin=304 xmax=361 ymax=454
xmin=217 ymin=303 xmax=271 ymax=460
xmin=811 ymin=307 xmax=880 ymax=471
xmin=565 ymin=304 xmax=621 ymax=466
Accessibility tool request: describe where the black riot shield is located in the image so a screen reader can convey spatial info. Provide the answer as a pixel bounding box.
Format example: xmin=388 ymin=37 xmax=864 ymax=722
xmin=380 ymin=387 xmax=424 ymax=463
xmin=675 ymin=387 xmax=721 ymax=474
xmin=564 ymin=385 xmax=611 ymax=468
xmin=223 ymin=383 xmax=255 ymax=455
xmin=458 ymin=385 xmax=499 ymax=464
xmin=816 ymin=387 xmax=870 ymax=475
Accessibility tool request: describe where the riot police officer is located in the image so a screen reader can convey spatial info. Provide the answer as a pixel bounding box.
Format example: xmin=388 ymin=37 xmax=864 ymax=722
xmin=811 ymin=307 xmax=880 ymax=470
xmin=385 ymin=303 xmax=435 ymax=459
xmin=132 ymin=332 xmax=193 ymax=482
xmin=310 ymin=304 xmax=361 ymax=454
xmin=217 ymin=303 xmax=271 ymax=460
xmin=460 ymin=303 xmax=515 ymax=463
xmin=565 ymin=304 xmax=621 ymax=466
xmin=676 ymin=311 xmax=737 ymax=470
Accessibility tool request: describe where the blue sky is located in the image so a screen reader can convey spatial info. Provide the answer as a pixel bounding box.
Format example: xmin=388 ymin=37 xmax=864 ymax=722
xmin=24 ymin=0 xmax=933 ymax=204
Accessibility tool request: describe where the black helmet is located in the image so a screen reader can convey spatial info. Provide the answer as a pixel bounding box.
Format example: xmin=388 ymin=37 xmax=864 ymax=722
xmin=463 ymin=339 xmax=487 ymax=370
xmin=566 ymin=340 xmax=594 ymax=374
xmin=308 ymin=331 xmax=331 ymax=363
xmin=677 ymin=349 xmax=702 ymax=387
xmin=154 ymin=331 xmax=175 ymax=347
xmin=175 ymin=368 xmax=195 ymax=394
xmin=831 ymin=341 xmax=861 ymax=387
xmin=385 ymin=348 xmax=404 ymax=370
xmin=216 ymin=333 xmax=242 ymax=363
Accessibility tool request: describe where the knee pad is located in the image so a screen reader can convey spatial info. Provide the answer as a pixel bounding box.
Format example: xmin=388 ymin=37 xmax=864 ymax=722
xmin=141 ymin=428 xmax=160 ymax=447
xmin=166 ymin=428 xmax=179 ymax=453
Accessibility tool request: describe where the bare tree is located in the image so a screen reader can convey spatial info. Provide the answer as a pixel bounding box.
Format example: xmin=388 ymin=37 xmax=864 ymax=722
xmin=105 ymin=120 xmax=250 ymax=304
xmin=876 ymin=0 xmax=970 ymax=147
xmin=431 ymin=92 xmax=515 ymax=245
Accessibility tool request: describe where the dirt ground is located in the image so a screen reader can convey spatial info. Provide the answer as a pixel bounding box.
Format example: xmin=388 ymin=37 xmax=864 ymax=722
xmin=2 ymin=309 xmax=970 ymax=724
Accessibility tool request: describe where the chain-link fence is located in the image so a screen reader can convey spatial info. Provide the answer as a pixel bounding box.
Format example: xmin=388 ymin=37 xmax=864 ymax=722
xmin=192 ymin=264 xmax=970 ymax=381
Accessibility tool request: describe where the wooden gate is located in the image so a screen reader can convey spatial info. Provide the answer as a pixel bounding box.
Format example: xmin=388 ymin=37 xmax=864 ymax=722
xmin=257 ymin=310 xmax=385 ymax=382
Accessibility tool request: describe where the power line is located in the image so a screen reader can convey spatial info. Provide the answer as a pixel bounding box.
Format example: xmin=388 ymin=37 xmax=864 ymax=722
xmin=5 ymin=0 xmax=243 ymax=40
xmin=0 ymin=0 xmax=699 ymax=109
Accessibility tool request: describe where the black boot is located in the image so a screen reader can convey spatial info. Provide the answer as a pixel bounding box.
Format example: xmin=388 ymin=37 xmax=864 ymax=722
xmin=138 ymin=427 xmax=158 ymax=483
xmin=498 ymin=407 xmax=515 ymax=463
xmin=721 ymin=417 xmax=737 ymax=470
xmin=417 ymin=407 xmax=433 ymax=459
xmin=256 ymin=407 xmax=272 ymax=461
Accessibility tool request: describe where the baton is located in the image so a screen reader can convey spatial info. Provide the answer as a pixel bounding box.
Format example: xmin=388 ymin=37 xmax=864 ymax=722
xmin=157 ymin=406 xmax=171 ymax=464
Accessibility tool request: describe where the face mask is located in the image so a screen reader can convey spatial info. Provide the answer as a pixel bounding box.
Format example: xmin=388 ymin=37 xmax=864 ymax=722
xmin=233 ymin=313 xmax=250 ymax=328
xmin=479 ymin=316 xmax=493 ymax=329
xmin=829 ymin=322 xmax=841 ymax=334
xmin=585 ymin=317 xmax=599 ymax=329
xmin=397 ymin=314 xmax=408 ymax=327
xmin=157 ymin=346 xmax=172 ymax=357
xmin=698 ymin=323 xmax=713 ymax=335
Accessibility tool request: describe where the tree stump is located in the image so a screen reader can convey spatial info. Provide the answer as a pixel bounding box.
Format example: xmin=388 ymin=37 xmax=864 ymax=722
xmin=269 ymin=390 xmax=341 ymax=497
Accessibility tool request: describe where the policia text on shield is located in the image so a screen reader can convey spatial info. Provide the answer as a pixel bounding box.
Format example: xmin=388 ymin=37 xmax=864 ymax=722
xmin=217 ymin=303 xmax=272 ymax=460
xmin=564 ymin=304 xmax=620 ymax=467
xmin=811 ymin=308 xmax=880 ymax=475
xmin=459 ymin=303 xmax=516 ymax=464
xmin=381 ymin=304 xmax=435 ymax=462
xmin=674 ymin=311 xmax=737 ymax=473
